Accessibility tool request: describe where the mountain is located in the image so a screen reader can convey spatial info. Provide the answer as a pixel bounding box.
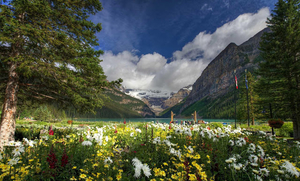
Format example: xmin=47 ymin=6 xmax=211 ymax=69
xmin=162 ymin=85 xmax=192 ymax=109
xmin=79 ymin=88 xmax=155 ymax=118
xmin=119 ymin=89 xmax=172 ymax=115
xmin=120 ymin=86 xmax=192 ymax=115
xmin=160 ymin=28 xmax=269 ymax=118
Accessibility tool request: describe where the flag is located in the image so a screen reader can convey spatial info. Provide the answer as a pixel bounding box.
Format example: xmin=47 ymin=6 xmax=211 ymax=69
xmin=235 ymin=75 xmax=238 ymax=89
xmin=245 ymin=74 xmax=248 ymax=89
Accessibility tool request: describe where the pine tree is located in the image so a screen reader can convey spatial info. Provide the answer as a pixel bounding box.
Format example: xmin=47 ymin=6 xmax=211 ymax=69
xmin=237 ymin=72 xmax=259 ymax=125
xmin=257 ymin=0 xmax=300 ymax=139
xmin=0 ymin=0 xmax=121 ymax=149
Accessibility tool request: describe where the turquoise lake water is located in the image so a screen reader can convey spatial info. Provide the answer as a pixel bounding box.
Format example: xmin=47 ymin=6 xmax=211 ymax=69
xmin=75 ymin=118 xmax=235 ymax=124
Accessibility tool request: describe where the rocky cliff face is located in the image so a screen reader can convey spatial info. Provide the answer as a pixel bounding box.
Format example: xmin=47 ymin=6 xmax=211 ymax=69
xmin=162 ymin=85 xmax=192 ymax=109
xmin=180 ymin=28 xmax=269 ymax=113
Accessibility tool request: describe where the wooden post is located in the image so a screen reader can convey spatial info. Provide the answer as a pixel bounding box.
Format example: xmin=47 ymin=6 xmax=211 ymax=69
xmin=170 ymin=111 xmax=175 ymax=124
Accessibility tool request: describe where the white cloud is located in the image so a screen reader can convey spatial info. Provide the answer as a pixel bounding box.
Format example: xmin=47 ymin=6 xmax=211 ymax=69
xmin=136 ymin=53 xmax=167 ymax=75
xmin=173 ymin=8 xmax=270 ymax=63
xmin=101 ymin=8 xmax=270 ymax=92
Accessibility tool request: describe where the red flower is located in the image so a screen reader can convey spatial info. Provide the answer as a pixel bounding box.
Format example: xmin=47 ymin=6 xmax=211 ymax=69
xmin=114 ymin=129 xmax=118 ymax=133
xmin=141 ymin=144 xmax=145 ymax=146
xmin=169 ymin=125 xmax=172 ymax=130
xmin=123 ymin=120 xmax=126 ymax=124
xmin=49 ymin=129 xmax=54 ymax=135
xmin=207 ymin=127 xmax=210 ymax=130
xmin=61 ymin=150 xmax=68 ymax=167
xmin=47 ymin=146 xmax=57 ymax=169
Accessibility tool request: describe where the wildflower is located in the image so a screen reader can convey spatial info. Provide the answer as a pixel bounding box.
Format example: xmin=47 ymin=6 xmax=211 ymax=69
xmin=61 ymin=150 xmax=69 ymax=167
xmin=225 ymin=158 xmax=235 ymax=164
xmin=49 ymin=128 xmax=54 ymax=135
xmin=233 ymin=163 xmax=243 ymax=171
xmin=79 ymin=174 xmax=87 ymax=179
xmin=229 ymin=140 xmax=234 ymax=146
xmin=12 ymin=146 xmax=25 ymax=156
xmin=257 ymin=145 xmax=265 ymax=157
xmin=47 ymin=146 xmax=57 ymax=169
xmin=187 ymin=146 xmax=194 ymax=154
xmin=70 ymin=176 xmax=77 ymax=180
xmin=8 ymin=157 xmax=19 ymax=166
xmin=142 ymin=164 xmax=152 ymax=177
xmin=7 ymin=141 xmax=16 ymax=146
xmin=277 ymin=170 xmax=284 ymax=174
xmin=82 ymin=141 xmax=92 ymax=146
xmin=175 ymin=128 xmax=182 ymax=134
xmin=250 ymin=163 xmax=258 ymax=167
xmin=260 ymin=168 xmax=269 ymax=177
xmin=132 ymin=157 xmax=152 ymax=178
xmin=252 ymin=169 xmax=259 ymax=174
xmin=104 ymin=157 xmax=113 ymax=165
xmin=136 ymin=128 xmax=142 ymax=133
xmin=281 ymin=161 xmax=299 ymax=177
xmin=130 ymin=132 xmax=134 ymax=137
xmin=249 ymin=155 xmax=258 ymax=163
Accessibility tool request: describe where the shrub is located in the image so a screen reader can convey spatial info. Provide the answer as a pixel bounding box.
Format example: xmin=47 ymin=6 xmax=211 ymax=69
xmin=208 ymin=122 xmax=223 ymax=129
xmin=277 ymin=122 xmax=293 ymax=137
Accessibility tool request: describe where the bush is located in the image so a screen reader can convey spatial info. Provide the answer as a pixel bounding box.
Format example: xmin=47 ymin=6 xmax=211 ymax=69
xmin=208 ymin=122 xmax=223 ymax=129
xmin=277 ymin=122 xmax=293 ymax=137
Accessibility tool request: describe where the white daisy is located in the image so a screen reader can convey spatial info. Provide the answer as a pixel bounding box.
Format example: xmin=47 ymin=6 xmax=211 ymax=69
xmin=82 ymin=140 xmax=92 ymax=146
xmin=104 ymin=157 xmax=113 ymax=165
xmin=281 ymin=161 xmax=299 ymax=177
xmin=8 ymin=157 xmax=19 ymax=166
xmin=260 ymin=168 xmax=269 ymax=177
xmin=142 ymin=164 xmax=152 ymax=177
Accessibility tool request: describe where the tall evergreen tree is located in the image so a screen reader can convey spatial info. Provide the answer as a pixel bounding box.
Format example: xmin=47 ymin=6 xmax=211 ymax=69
xmin=0 ymin=0 xmax=121 ymax=149
xmin=257 ymin=0 xmax=300 ymax=139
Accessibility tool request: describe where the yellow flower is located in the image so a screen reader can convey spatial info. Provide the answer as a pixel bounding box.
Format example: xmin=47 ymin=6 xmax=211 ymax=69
xmin=171 ymin=174 xmax=178 ymax=179
xmin=70 ymin=176 xmax=77 ymax=180
xmin=72 ymin=166 xmax=77 ymax=169
xmin=163 ymin=162 xmax=168 ymax=166
xmin=79 ymin=174 xmax=87 ymax=179
xmin=86 ymin=177 xmax=93 ymax=181
xmin=116 ymin=174 xmax=122 ymax=181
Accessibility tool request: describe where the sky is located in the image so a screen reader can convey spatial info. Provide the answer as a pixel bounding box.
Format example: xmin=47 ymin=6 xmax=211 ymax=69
xmin=95 ymin=0 xmax=276 ymax=92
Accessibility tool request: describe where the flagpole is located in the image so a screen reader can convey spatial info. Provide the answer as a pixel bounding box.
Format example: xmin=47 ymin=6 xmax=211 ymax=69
xmin=245 ymin=69 xmax=250 ymax=127
xmin=234 ymin=70 xmax=237 ymax=129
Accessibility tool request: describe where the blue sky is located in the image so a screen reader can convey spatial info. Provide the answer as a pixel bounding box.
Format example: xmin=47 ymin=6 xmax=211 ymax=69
xmin=95 ymin=0 xmax=277 ymax=92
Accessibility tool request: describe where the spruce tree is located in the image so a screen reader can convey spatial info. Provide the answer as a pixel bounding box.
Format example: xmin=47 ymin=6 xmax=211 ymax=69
xmin=0 ymin=0 xmax=121 ymax=149
xmin=257 ymin=0 xmax=300 ymax=139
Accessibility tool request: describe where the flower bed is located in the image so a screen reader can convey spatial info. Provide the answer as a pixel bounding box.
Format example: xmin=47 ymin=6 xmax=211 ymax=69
xmin=0 ymin=123 xmax=299 ymax=181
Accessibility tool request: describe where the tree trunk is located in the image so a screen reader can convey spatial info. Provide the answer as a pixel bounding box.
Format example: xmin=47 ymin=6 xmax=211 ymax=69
xmin=293 ymin=120 xmax=300 ymax=140
xmin=0 ymin=63 xmax=19 ymax=150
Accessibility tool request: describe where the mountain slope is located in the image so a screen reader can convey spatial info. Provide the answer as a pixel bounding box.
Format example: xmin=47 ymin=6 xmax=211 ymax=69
xmin=79 ymin=88 xmax=155 ymax=118
xmin=161 ymin=28 xmax=268 ymax=118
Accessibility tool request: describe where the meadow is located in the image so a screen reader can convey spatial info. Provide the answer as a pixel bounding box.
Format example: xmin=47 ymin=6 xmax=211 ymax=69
xmin=0 ymin=120 xmax=299 ymax=181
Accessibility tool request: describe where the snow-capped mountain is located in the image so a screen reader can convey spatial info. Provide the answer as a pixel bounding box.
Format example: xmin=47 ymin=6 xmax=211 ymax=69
xmin=125 ymin=89 xmax=173 ymax=100
xmin=117 ymin=85 xmax=192 ymax=115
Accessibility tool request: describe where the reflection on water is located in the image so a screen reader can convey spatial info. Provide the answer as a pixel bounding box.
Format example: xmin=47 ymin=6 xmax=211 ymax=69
xmin=75 ymin=118 xmax=235 ymax=124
